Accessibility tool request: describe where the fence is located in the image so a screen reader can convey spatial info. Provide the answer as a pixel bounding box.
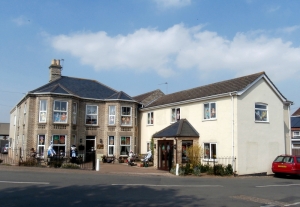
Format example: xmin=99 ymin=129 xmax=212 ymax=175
xmin=0 ymin=148 xmax=95 ymax=170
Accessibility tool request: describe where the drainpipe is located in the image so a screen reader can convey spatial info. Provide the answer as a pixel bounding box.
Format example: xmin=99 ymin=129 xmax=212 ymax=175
xmin=287 ymin=103 xmax=292 ymax=155
xmin=229 ymin=92 xmax=235 ymax=172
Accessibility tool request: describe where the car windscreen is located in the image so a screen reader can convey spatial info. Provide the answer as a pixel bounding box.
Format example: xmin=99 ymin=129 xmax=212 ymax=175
xmin=274 ymin=156 xmax=285 ymax=162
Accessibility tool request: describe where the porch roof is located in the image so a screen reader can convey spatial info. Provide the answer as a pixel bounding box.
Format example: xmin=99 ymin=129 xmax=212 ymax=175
xmin=152 ymin=119 xmax=199 ymax=138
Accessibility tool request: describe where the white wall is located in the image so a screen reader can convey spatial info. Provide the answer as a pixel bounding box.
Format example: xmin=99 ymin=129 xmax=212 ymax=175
xmin=236 ymin=78 xmax=286 ymax=175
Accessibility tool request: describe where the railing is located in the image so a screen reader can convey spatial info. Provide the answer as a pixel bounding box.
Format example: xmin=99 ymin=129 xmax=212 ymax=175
xmin=0 ymin=148 xmax=95 ymax=170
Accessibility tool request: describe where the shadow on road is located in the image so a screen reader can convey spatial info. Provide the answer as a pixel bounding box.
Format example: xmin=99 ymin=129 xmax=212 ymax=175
xmin=0 ymin=183 xmax=205 ymax=207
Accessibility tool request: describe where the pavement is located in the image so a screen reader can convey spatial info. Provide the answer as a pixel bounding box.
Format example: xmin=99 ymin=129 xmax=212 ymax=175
xmin=0 ymin=162 xmax=174 ymax=177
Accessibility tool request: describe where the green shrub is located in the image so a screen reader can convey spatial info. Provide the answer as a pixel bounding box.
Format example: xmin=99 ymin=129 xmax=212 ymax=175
xmin=61 ymin=163 xmax=80 ymax=169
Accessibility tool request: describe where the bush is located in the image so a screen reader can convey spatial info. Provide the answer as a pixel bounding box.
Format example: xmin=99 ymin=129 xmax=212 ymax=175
xmin=61 ymin=163 xmax=80 ymax=169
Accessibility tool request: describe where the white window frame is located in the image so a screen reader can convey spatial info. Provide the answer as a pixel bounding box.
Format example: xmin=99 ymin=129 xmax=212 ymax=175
xmin=72 ymin=102 xmax=77 ymax=125
xmin=53 ymin=100 xmax=68 ymax=123
xmin=108 ymin=136 xmax=115 ymax=156
xmin=203 ymin=143 xmax=217 ymax=160
xmin=293 ymin=131 xmax=300 ymax=139
xmin=121 ymin=106 xmax=132 ymax=126
xmin=255 ymin=103 xmax=268 ymax=122
xmin=37 ymin=135 xmax=45 ymax=158
xmin=120 ymin=136 xmax=131 ymax=156
xmin=171 ymin=108 xmax=180 ymax=123
xmin=147 ymin=112 xmax=154 ymax=125
xmin=52 ymin=135 xmax=66 ymax=156
xmin=85 ymin=105 xmax=98 ymax=125
xmin=39 ymin=100 xmax=47 ymax=123
xmin=108 ymin=105 xmax=116 ymax=125
xmin=204 ymin=102 xmax=216 ymax=120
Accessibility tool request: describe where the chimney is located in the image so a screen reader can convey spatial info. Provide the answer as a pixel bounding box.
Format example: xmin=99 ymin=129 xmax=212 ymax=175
xmin=49 ymin=59 xmax=62 ymax=82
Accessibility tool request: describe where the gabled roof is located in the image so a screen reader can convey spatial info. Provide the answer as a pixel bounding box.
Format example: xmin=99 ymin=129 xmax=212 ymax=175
xmin=152 ymin=119 xmax=199 ymax=138
xmin=29 ymin=76 xmax=135 ymax=101
xmin=133 ymin=89 xmax=165 ymax=106
xmin=144 ymin=72 xmax=289 ymax=108
xmin=292 ymin=108 xmax=300 ymax=116
xmin=107 ymin=91 xmax=133 ymax=101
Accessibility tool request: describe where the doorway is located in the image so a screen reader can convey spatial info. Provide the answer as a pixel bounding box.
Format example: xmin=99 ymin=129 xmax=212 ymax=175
xmin=85 ymin=136 xmax=95 ymax=162
xmin=157 ymin=140 xmax=174 ymax=171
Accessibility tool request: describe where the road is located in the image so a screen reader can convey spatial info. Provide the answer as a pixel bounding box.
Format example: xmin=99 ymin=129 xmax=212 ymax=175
xmin=0 ymin=166 xmax=300 ymax=207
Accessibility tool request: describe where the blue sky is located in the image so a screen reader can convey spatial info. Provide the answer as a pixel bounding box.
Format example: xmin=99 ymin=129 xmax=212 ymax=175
xmin=0 ymin=0 xmax=300 ymax=122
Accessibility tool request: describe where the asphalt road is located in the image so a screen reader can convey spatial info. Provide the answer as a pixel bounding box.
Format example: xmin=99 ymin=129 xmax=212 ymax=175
xmin=0 ymin=166 xmax=300 ymax=207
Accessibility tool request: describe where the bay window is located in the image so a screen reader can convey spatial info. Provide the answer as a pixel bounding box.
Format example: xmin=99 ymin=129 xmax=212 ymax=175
xmin=108 ymin=106 xmax=116 ymax=125
xmin=72 ymin=103 xmax=77 ymax=124
xmin=86 ymin=105 xmax=98 ymax=125
xmin=52 ymin=135 xmax=66 ymax=156
xmin=120 ymin=136 xmax=131 ymax=155
xmin=39 ymin=100 xmax=47 ymax=123
xmin=121 ymin=107 xmax=132 ymax=126
xmin=37 ymin=135 xmax=45 ymax=158
xmin=108 ymin=136 xmax=115 ymax=156
xmin=53 ymin=101 xmax=68 ymax=123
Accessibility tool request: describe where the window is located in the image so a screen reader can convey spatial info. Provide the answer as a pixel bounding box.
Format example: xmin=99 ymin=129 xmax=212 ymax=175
xmin=135 ymin=107 xmax=137 ymax=126
xmin=72 ymin=103 xmax=77 ymax=125
xmin=293 ymin=131 xmax=300 ymax=139
xmin=37 ymin=135 xmax=45 ymax=158
xmin=120 ymin=136 xmax=131 ymax=156
xmin=182 ymin=140 xmax=193 ymax=163
xmin=39 ymin=100 xmax=47 ymax=123
xmin=204 ymin=102 xmax=216 ymax=120
xmin=121 ymin=107 xmax=132 ymax=126
xmin=171 ymin=108 xmax=180 ymax=122
xmin=204 ymin=143 xmax=217 ymax=159
xmin=108 ymin=106 xmax=116 ymax=125
xmin=255 ymin=103 xmax=268 ymax=122
xmin=147 ymin=112 xmax=154 ymax=125
xmin=52 ymin=135 xmax=66 ymax=156
xmin=86 ymin=105 xmax=98 ymax=125
xmin=23 ymin=103 xmax=26 ymax=125
xmin=53 ymin=101 xmax=68 ymax=123
xmin=146 ymin=141 xmax=150 ymax=152
xmin=72 ymin=135 xmax=76 ymax=145
xmin=108 ymin=136 xmax=115 ymax=156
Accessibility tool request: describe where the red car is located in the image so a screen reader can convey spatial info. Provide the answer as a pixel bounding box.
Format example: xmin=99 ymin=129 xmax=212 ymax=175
xmin=272 ymin=155 xmax=300 ymax=177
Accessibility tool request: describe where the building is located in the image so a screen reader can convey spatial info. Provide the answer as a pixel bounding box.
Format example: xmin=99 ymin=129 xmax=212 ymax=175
xmin=291 ymin=108 xmax=300 ymax=155
xmin=138 ymin=72 xmax=292 ymax=175
xmin=9 ymin=59 xmax=139 ymax=162
xmin=0 ymin=123 xmax=9 ymax=149
xmin=9 ymin=60 xmax=293 ymax=175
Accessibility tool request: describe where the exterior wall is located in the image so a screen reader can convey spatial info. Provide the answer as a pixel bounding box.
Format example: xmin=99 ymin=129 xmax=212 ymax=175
xmin=140 ymin=96 xmax=236 ymax=161
xmin=9 ymin=94 xmax=138 ymax=161
xmin=236 ymin=78 xmax=287 ymax=175
xmin=140 ymin=78 xmax=289 ymax=175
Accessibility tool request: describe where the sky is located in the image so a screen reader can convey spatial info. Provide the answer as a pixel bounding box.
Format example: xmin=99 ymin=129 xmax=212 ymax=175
xmin=0 ymin=0 xmax=300 ymax=123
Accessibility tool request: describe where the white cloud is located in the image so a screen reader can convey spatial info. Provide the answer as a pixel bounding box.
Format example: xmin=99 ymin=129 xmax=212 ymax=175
xmin=277 ymin=25 xmax=300 ymax=34
xmin=51 ymin=24 xmax=300 ymax=81
xmin=12 ymin=16 xmax=31 ymax=26
xmin=153 ymin=0 xmax=191 ymax=8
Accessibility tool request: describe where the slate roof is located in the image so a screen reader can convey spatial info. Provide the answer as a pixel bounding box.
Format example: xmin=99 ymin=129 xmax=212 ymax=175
xmin=133 ymin=90 xmax=160 ymax=102
xmin=152 ymin=119 xmax=199 ymax=138
xmin=291 ymin=117 xmax=300 ymax=128
xmin=29 ymin=76 xmax=135 ymax=101
xmin=145 ymin=71 xmax=287 ymax=108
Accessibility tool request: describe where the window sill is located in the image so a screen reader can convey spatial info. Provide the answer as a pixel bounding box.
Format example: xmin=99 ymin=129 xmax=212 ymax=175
xmin=203 ymin=118 xmax=217 ymax=121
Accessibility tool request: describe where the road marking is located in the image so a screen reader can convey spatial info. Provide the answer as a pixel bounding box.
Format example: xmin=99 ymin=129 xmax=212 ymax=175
xmin=285 ymin=202 xmax=300 ymax=206
xmin=112 ymin=184 xmax=222 ymax=187
xmin=0 ymin=181 xmax=49 ymax=185
xmin=256 ymin=184 xmax=300 ymax=188
xmin=231 ymin=195 xmax=288 ymax=206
